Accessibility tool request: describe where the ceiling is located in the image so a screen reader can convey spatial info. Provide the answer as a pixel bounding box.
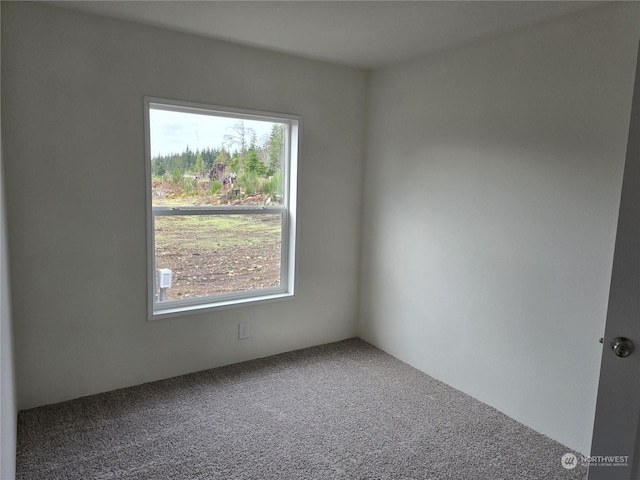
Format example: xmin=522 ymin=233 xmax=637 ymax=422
xmin=49 ymin=1 xmax=604 ymax=69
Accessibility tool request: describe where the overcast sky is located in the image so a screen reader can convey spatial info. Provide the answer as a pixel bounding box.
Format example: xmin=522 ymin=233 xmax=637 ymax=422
xmin=149 ymin=108 xmax=277 ymax=158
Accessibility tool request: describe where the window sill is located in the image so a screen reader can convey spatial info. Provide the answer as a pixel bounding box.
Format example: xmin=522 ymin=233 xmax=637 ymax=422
xmin=148 ymin=291 xmax=295 ymax=321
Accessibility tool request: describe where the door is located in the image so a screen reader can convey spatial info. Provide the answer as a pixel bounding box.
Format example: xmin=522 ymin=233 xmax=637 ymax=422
xmin=589 ymin=42 xmax=640 ymax=480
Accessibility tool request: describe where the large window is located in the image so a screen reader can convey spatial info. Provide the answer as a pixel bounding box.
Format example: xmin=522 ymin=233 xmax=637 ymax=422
xmin=145 ymin=98 xmax=298 ymax=319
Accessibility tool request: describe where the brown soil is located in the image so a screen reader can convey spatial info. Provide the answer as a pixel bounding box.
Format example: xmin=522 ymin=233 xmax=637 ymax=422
xmin=153 ymin=180 xmax=283 ymax=301
xmin=156 ymin=241 xmax=281 ymax=301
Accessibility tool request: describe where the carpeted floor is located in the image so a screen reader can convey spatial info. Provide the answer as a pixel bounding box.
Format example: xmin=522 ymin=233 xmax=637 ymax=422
xmin=17 ymin=338 xmax=588 ymax=479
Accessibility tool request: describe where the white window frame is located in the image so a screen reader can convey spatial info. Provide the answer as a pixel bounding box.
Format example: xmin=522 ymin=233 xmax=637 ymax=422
xmin=144 ymin=97 xmax=299 ymax=320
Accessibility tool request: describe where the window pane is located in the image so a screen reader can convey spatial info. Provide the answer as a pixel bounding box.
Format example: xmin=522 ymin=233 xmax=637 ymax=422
xmin=150 ymin=109 xmax=286 ymax=208
xmin=146 ymin=98 xmax=297 ymax=317
xmin=154 ymin=214 xmax=282 ymax=302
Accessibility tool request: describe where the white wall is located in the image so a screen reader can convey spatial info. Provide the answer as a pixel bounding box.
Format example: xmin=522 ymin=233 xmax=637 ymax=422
xmin=2 ymin=2 xmax=366 ymax=410
xmin=360 ymin=3 xmax=640 ymax=455
xmin=1 ymin=3 xmax=18 ymax=474
xmin=1 ymin=136 xmax=17 ymax=480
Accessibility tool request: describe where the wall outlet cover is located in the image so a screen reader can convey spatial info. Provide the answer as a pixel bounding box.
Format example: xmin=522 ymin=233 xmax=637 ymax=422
xmin=238 ymin=322 xmax=249 ymax=340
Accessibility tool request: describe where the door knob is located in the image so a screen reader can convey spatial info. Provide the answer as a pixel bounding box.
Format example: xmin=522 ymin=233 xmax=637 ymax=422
xmin=610 ymin=337 xmax=635 ymax=358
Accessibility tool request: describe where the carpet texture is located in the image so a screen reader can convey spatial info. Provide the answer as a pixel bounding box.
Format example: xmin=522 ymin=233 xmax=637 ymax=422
xmin=17 ymin=338 xmax=588 ymax=479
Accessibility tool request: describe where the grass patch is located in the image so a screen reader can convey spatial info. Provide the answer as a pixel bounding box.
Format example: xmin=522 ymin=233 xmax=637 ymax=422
xmin=155 ymin=214 xmax=281 ymax=250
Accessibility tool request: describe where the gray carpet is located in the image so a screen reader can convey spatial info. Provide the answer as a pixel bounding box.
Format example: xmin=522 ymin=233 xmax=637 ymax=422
xmin=17 ymin=338 xmax=588 ymax=479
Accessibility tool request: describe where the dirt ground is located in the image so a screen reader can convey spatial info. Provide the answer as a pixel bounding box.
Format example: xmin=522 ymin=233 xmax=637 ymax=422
xmin=152 ymin=183 xmax=284 ymax=301
xmin=156 ymin=243 xmax=281 ymax=301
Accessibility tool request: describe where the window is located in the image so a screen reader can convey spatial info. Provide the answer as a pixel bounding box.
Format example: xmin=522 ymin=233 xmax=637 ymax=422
xmin=145 ymin=98 xmax=299 ymax=319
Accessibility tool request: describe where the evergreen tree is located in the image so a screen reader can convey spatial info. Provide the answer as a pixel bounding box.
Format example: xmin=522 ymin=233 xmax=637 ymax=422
xmin=246 ymin=147 xmax=266 ymax=176
xmin=266 ymin=124 xmax=285 ymax=176
xmin=194 ymin=152 xmax=204 ymax=176
xmin=215 ymin=149 xmax=231 ymax=165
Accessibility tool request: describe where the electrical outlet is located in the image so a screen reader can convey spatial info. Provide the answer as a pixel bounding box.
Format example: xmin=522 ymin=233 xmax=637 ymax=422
xmin=238 ymin=322 xmax=249 ymax=340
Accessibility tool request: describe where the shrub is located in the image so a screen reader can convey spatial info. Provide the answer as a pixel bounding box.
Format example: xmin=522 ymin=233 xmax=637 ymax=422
xmin=238 ymin=173 xmax=260 ymax=195
xmin=171 ymin=168 xmax=183 ymax=185
xmin=182 ymin=177 xmax=195 ymax=194
xmin=262 ymin=173 xmax=283 ymax=197
xmin=209 ymin=180 xmax=222 ymax=194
